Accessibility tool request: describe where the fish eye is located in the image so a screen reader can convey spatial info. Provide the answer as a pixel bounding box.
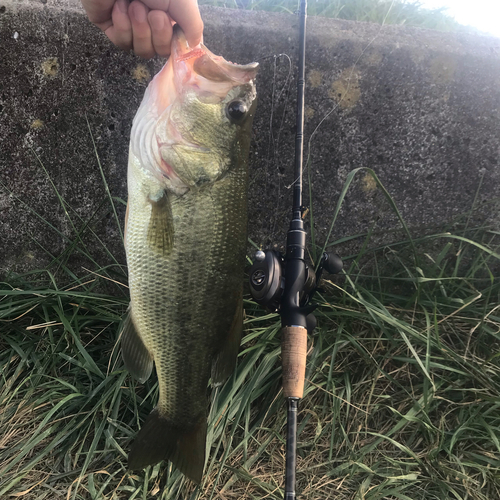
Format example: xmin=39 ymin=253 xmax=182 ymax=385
xmin=226 ymin=100 xmax=247 ymax=122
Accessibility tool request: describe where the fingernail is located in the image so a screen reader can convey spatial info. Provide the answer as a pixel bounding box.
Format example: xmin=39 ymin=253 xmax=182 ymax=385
xmin=132 ymin=3 xmax=147 ymax=23
xmin=117 ymin=0 xmax=128 ymax=14
xmin=150 ymin=14 xmax=164 ymax=31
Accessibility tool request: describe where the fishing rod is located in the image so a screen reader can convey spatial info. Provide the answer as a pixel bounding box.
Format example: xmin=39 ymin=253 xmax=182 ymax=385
xmin=248 ymin=0 xmax=343 ymax=498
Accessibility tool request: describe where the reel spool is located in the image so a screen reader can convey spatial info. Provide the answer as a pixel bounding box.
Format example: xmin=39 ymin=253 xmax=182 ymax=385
xmin=248 ymin=250 xmax=283 ymax=311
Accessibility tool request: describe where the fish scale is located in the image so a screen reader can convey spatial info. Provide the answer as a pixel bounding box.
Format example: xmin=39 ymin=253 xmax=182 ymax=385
xmin=128 ymin=161 xmax=245 ymax=411
xmin=122 ymin=26 xmax=257 ymax=482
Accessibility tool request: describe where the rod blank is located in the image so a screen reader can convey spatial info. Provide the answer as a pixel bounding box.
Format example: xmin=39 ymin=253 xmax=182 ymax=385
xmin=285 ymin=398 xmax=299 ymax=500
xmin=292 ymin=0 xmax=307 ymax=220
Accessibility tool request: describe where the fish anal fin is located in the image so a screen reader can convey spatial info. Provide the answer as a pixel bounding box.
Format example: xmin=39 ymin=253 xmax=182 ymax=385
xmin=121 ymin=310 xmax=153 ymax=383
xmin=128 ymin=408 xmax=207 ymax=484
xmin=147 ymin=191 xmax=174 ymax=256
xmin=212 ymin=291 xmax=243 ymax=385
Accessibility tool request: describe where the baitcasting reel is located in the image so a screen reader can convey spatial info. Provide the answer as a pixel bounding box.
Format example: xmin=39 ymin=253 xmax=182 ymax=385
xmin=248 ymin=249 xmax=343 ymax=331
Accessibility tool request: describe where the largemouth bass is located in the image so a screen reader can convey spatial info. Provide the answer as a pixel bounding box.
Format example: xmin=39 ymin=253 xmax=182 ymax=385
xmin=121 ymin=26 xmax=258 ymax=483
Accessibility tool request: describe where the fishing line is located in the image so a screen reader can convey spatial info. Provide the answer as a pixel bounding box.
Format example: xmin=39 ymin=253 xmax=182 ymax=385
xmin=283 ymin=0 xmax=397 ymax=192
xmin=268 ymin=53 xmax=294 ymax=238
xmin=269 ymin=54 xmax=294 ymax=165
xmin=254 ymin=52 xmax=294 ymax=239
xmin=305 ymin=0 xmax=396 ymax=161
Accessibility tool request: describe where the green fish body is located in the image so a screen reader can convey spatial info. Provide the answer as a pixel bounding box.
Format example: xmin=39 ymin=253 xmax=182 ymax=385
xmin=122 ymin=27 xmax=258 ymax=483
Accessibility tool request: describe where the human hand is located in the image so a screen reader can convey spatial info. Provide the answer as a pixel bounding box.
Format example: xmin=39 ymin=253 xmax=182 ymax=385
xmin=81 ymin=0 xmax=203 ymax=59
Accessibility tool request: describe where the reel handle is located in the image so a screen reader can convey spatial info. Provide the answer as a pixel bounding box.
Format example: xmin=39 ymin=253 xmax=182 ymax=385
xmin=322 ymin=252 xmax=343 ymax=275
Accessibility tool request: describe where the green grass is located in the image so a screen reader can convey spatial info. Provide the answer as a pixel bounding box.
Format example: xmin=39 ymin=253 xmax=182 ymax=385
xmin=1 ymin=160 xmax=500 ymax=498
xmin=198 ymin=0 xmax=475 ymax=34
xmin=1 ymin=8 xmax=498 ymax=492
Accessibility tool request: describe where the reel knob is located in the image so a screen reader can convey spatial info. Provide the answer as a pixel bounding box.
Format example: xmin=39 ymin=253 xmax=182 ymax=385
xmin=323 ymin=252 xmax=343 ymax=275
xmin=255 ymin=250 xmax=266 ymax=262
xmin=249 ymin=250 xmax=283 ymax=311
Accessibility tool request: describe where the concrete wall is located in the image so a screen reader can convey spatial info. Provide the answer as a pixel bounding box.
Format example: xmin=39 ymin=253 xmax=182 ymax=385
xmin=1 ymin=0 xmax=500 ymax=278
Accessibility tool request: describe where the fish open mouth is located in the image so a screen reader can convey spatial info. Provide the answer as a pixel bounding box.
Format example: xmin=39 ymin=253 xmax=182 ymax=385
xmin=171 ymin=25 xmax=259 ymax=97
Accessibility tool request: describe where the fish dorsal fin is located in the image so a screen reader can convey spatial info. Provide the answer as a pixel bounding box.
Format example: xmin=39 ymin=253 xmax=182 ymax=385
xmin=211 ymin=290 xmax=243 ymax=386
xmin=128 ymin=409 xmax=207 ymax=484
xmin=121 ymin=309 xmax=153 ymax=383
xmin=147 ymin=191 xmax=174 ymax=256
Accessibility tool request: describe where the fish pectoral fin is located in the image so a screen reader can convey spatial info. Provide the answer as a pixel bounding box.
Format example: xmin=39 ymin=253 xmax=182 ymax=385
xmin=128 ymin=408 xmax=207 ymax=484
xmin=147 ymin=190 xmax=174 ymax=256
xmin=211 ymin=293 xmax=243 ymax=386
xmin=121 ymin=309 xmax=154 ymax=383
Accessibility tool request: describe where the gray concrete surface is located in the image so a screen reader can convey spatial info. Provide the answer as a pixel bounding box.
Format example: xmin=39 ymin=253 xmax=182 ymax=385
xmin=1 ymin=0 xmax=500 ymax=279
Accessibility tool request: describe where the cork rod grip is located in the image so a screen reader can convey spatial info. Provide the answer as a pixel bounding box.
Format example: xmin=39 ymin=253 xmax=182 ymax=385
xmin=281 ymin=326 xmax=308 ymax=399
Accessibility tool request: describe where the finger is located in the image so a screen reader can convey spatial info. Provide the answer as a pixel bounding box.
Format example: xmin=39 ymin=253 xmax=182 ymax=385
xmin=129 ymin=1 xmax=155 ymax=59
xmin=81 ymin=0 xmax=116 ymax=26
xmin=105 ymin=0 xmax=133 ymax=51
xmin=167 ymin=0 xmax=203 ymax=47
xmin=140 ymin=0 xmax=204 ymax=47
xmin=148 ymin=10 xmax=173 ymax=57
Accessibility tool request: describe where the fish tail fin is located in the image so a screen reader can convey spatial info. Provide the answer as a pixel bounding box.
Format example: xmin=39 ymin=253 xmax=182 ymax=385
xmin=128 ymin=408 xmax=206 ymax=484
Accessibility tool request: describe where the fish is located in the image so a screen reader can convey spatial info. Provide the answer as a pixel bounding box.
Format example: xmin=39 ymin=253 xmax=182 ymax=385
xmin=121 ymin=25 xmax=258 ymax=484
